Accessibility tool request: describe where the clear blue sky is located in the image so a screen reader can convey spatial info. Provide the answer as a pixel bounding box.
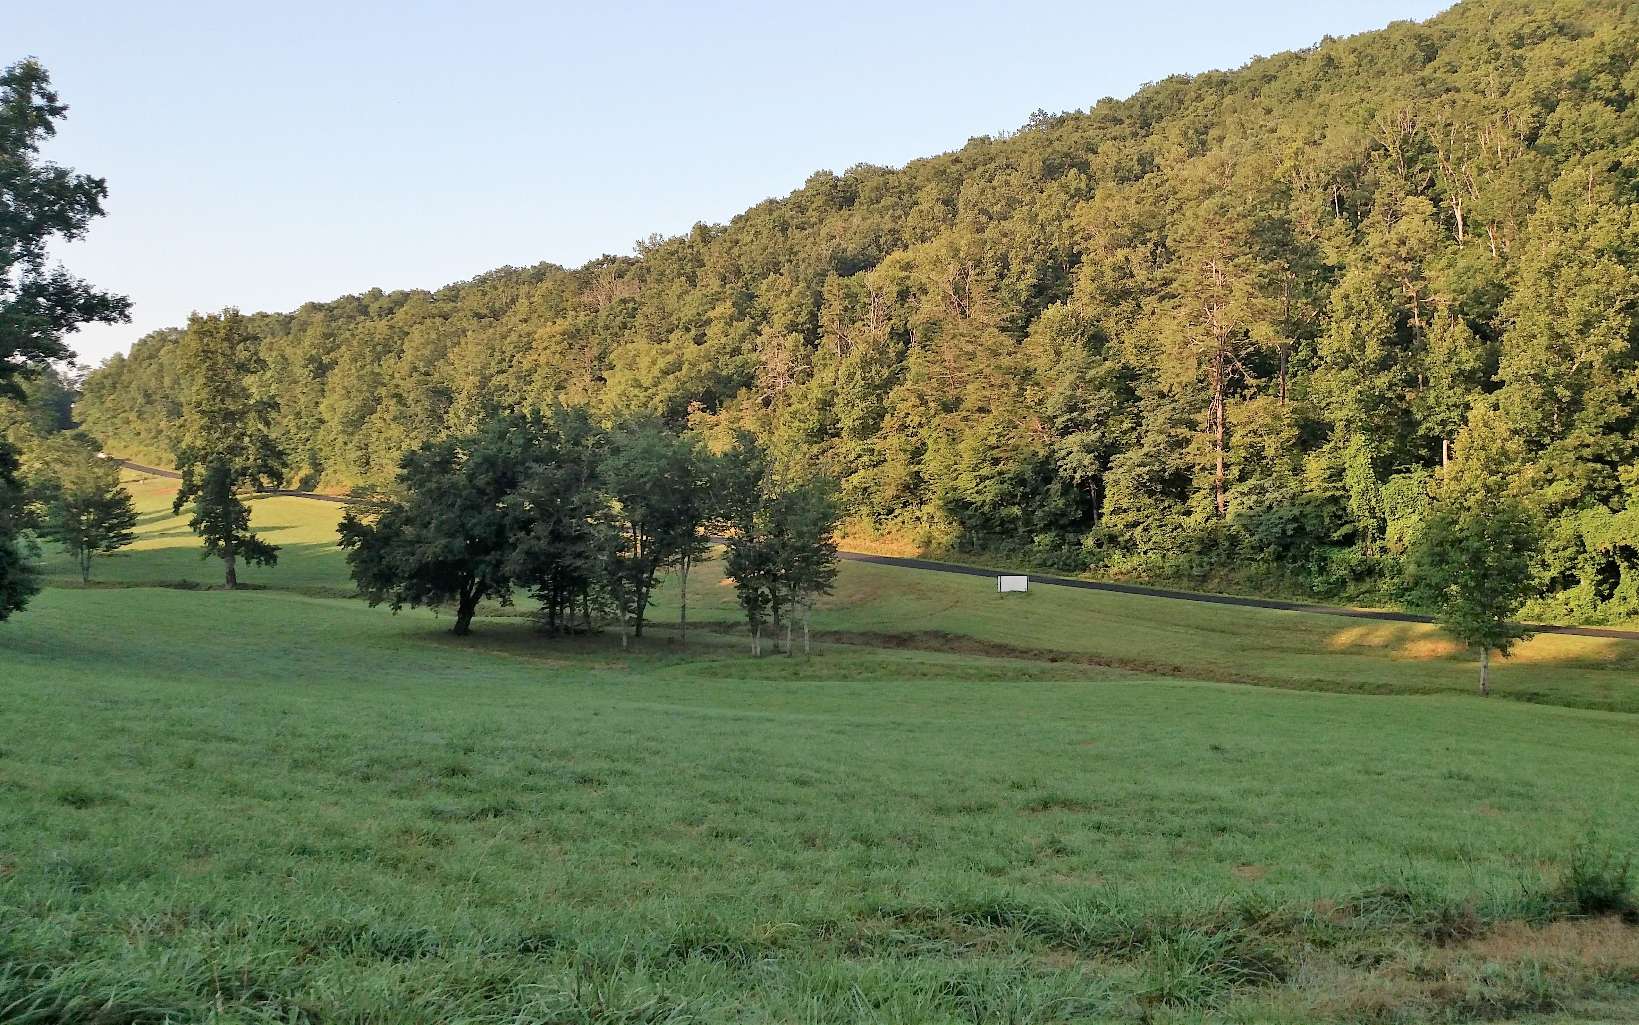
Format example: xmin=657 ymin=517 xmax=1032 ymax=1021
xmin=17 ymin=0 xmax=1450 ymax=365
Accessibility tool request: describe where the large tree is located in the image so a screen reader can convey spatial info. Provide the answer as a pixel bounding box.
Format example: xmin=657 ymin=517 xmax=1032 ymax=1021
xmin=720 ymin=436 xmax=841 ymax=655
xmin=339 ymin=415 xmax=538 ymax=635
xmin=171 ymin=310 xmax=286 ymax=587
xmin=598 ymin=418 xmax=711 ymax=643
xmin=505 ymin=408 xmax=611 ymax=633
xmin=0 ymin=59 xmax=129 ymax=617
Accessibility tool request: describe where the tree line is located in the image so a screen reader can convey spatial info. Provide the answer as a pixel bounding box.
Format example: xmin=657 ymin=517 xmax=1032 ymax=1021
xmin=339 ymin=406 xmax=841 ymax=648
xmin=76 ymin=0 xmax=1638 ymax=625
xmin=163 ymin=309 xmax=842 ymax=647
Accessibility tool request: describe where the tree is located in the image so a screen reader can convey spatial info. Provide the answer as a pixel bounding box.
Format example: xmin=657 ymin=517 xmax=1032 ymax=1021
xmin=598 ymin=418 xmax=709 ymax=644
xmin=32 ymin=437 xmax=136 ymax=582
xmin=719 ymin=437 xmax=776 ymax=655
xmin=768 ymin=476 xmax=842 ymax=654
xmin=506 ymin=408 xmax=611 ymax=633
xmin=339 ymin=416 xmax=539 ymax=635
xmin=0 ymin=60 xmax=129 ymax=618
xmin=720 ymin=436 xmax=841 ymax=655
xmin=171 ymin=311 xmax=287 ymax=587
xmin=1403 ymin=408 xmax=1542 ymax=695
xmin=1404 ymin=503 xmax=1540 ymax=695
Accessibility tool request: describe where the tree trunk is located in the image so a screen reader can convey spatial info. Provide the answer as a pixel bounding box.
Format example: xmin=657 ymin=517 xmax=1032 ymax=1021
xmin=1441 ymin=438 xmax=1450 ymax=468
xmin=453 ymin=589 xmax=478 ymax=636
xmin=1478 ymin=646 xmax=1490 ymax=696
xmin=224 ymin=548 xmax=238 ymax=590
xmin=1213 ymin=392 xmax=1227 ymax=517
xmin=784 ymin=619 xmax=793 ymax=657
xmin=679 ymin=555 xmax=690 ymax=646
xmin=1210 ymin=344 xmax=1228 ymax=518
xmin=752 ymin=622 xmax=761 ymax=657
xmin=80 ymin=550 xmax=91 ymax=584
xmin=802 ymin=605 xmax=811 ymax=655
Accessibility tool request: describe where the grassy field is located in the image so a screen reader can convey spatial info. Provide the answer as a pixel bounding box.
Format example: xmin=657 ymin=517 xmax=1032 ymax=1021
xmin=55 ymin=470 xmax=1639 ymax=714
xmin=4 ymin=473 xmax=1638 ymax=1022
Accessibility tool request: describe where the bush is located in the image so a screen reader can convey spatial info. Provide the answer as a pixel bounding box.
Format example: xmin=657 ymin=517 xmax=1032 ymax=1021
xmin=1553 ymin=840 xmax=1634 ymax=918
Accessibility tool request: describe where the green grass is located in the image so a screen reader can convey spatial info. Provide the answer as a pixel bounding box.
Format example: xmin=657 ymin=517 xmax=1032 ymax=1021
xmin=32 ymin=471 xmax=353 ymax=595
xmin=6 ymin=473 xmax=1639 ymax=1021
xmin=51 ymin=471 xmax=1639 ymax=713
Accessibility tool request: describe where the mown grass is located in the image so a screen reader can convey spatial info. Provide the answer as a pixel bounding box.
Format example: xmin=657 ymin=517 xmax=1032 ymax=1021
xmin=5 ymin=587 xmax=1639 ymax=1021
xmin=7 ymin=472 xmax=1639 ymax=1021
xmin=44 ymin=470 xmax=1639 ymax=714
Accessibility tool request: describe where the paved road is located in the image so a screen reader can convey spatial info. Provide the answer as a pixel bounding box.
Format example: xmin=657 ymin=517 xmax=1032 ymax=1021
xmin=116 ymin=459 xmax=350 ymax=504
xmin=834 ymin=551 xmax=1639 ymax=641
xmin=116 ymin=459 xmax=1639 ymax=641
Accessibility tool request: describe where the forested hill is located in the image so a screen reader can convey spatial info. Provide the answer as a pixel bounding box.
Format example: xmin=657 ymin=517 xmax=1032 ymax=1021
xmin=78 ymin=0 xmax=1639 ymax=621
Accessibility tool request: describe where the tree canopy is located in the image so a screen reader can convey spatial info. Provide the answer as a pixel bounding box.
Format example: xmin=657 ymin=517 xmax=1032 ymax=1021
xmin=0 ymin=59 xmax=128 ymax=618
xmin=78 ymin=0 xmax=1639 ymax=621
xmin=170 ymin=310 xmax=287 ymax=588
xmin=28 ymin=433 xmax=137 ymax=583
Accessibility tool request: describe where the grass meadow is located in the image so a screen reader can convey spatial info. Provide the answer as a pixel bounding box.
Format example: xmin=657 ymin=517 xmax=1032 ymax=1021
xmin=3 ymin=471 xmax=1638 ymax=1022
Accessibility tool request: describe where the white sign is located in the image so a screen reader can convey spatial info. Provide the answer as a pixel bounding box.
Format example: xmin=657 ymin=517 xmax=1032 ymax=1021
xmin=997 ymin=575 xmax=1029 ymax=593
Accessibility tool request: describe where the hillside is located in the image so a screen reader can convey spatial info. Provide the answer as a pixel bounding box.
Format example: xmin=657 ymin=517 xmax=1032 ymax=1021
xmin=77 ymin=0 xmax=1639 ymax=621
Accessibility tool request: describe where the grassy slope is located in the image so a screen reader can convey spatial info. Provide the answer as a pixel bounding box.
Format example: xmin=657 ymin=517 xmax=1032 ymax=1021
xmin=7 ymin=587 xmax=1639 ymax=1022
xmin=6 ymin=472 xmax=1639 ymax=1021
xmin=63 ymin=472 xmax=1638 ymax=713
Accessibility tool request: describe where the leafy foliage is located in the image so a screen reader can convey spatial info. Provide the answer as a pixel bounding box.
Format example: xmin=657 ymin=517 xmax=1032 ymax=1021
xmin=0 ymin=59 xmax=128 ymax=618
xmin=170 ymin=310 xmax=287 ymax=587
xmin=719 ymin=436 xmax=842 ymax=654
xmin=340 ymin=415 xmax=542 ymax=635
xmin=29 ymin=434 xmax=137 ymax=582
xmin=78 ymin=1 xmax=1639 ymax=619
xmin=1404 ymin=408 xmax=1543 ymax=692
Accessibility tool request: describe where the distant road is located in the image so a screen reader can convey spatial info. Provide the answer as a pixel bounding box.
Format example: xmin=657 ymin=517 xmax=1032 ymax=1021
xmin=115 ymin=459 xmax=349 ymax=504
xmin=116 ymin=459 xmax=1639 ymax=642
xmin=833 ymin=552 xmax=1639 ymax=641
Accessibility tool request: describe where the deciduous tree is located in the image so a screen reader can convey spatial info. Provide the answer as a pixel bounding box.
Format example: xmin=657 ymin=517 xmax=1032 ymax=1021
xmin=339 ymin=416 xmax=538 ymax=635
xmin=0 ymin=59 xmax=129 ymax=617
xmin=171 ymin=310 xmax=286 ymax=588
xmin=1404 ymin=408 xmax=1541 ymax=694
xmin=31 ymin=436 xmax=136 ymax=582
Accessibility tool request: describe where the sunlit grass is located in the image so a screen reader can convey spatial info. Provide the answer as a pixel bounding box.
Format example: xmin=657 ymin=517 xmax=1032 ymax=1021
xmin=37 ymin=470 xmax=1639 ymax=713
xmin=4 ymin=584 xmax=1639 ymax=1020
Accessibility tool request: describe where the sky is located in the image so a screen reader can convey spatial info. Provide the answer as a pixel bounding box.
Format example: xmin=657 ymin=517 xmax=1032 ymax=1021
xmin=15 ymin=0 xmax=1451 ymax=366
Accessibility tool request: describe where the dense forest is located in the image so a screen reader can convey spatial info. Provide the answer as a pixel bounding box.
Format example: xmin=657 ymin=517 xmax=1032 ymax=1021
xmin=77 ymin=0 xmax=1639 ymax=622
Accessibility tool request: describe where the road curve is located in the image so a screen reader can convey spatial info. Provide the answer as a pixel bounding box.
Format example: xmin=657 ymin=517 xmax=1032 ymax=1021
xmin=116 ymin=459 xmax=1639 ymax=641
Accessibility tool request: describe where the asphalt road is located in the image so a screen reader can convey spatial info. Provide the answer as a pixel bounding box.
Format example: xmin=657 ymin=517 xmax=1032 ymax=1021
xmin=115 ymin=459 xmax=1639 ymax=641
